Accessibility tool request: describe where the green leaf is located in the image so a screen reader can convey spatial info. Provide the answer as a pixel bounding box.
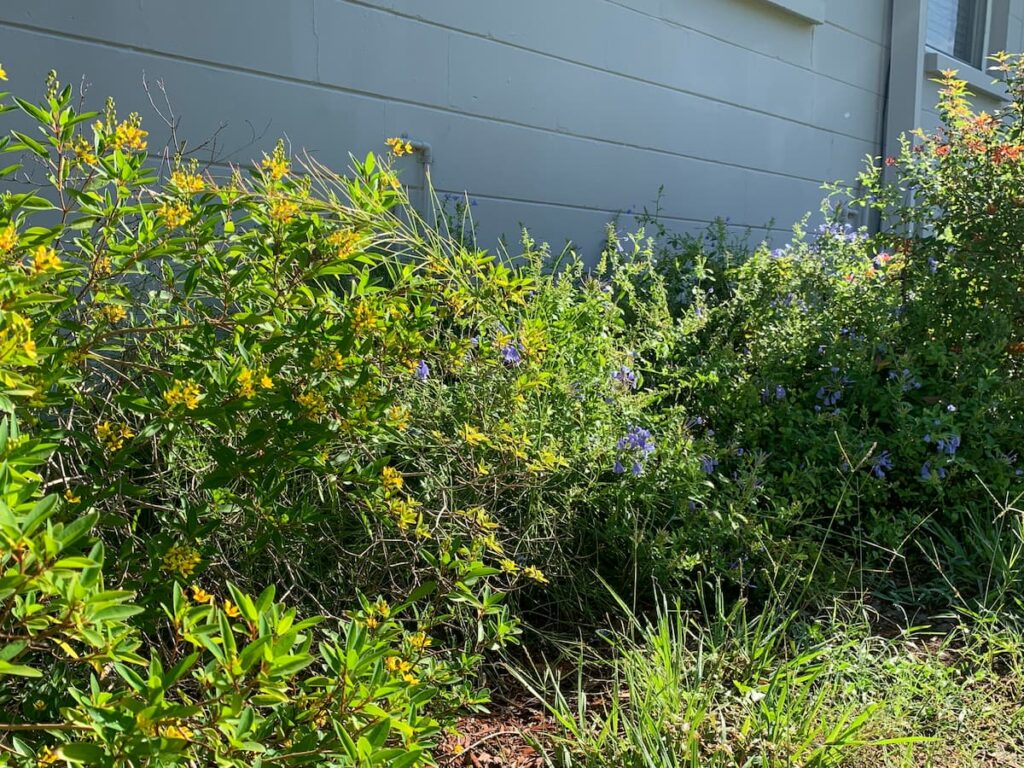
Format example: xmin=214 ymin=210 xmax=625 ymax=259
xmin=0 ymin=660 xmax=42 ymax=677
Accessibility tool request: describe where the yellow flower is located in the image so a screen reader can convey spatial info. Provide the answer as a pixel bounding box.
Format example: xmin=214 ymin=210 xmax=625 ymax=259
xmin=93 ymin=255 xmax=113 ymax=277
xmin=170 ymin=170 xmax=204 ymax=194
xmin=388 ymin=496 xmax=422 ymax=531
xmin=260 ymin=374 xmax=274 ymax=389
xmin=223 ymin=599 xmax=241 ymax=618
xmin=63 ymin=489 xmax=81 ymax=504
xmin=112 ymin=117 xmax=148 ymax=152
xmin=352 ymin=301 xmax=377 ymax=333
xmin=261 ymin=142 xmax=290 ymax=181
xmin=0 ymin=224 xmax=17 ymax=253
xmin=373 ymin=596 xmax=391 ymax=618
xmin=385 ymin=137 xmax=414 ymax=157
xmin=158 ymin=201 xmax=192 ymax=229
xmin=387 ymin=404 xmax=410 ymax=431
xmin=96 ymin=421 xmax=135 ymax=453
xmin=500 ymin=559 xmax=518 ymax=574
xmin=190 ymin=585 xmax=213 ymax=604
xmin=408 ymin=631 xmax=432 ymax=652
xmin=402 ymin=673 xmax=419 ymax=685
xmin=29 ymin=245 xmax=61 ymax=274
xmin=37 ymin=746 xmax=59 ymax=766
xmin=164 ymin=379 xmax=202 ymax=410
xmin=384 ymin=656 xmax=403 ymax=673
xmin=236 ymin=367 xmax=256 ymax=398
xmin=381 ymin=172 xmax=402 ymax=191
xmin=269 ymin=199 xmax=299 ymax=224
xmin=460 ymin=424 xmax=488 ymax=447
xmin=381 ymin=465 xmax=404 ymax=495
xmin=327 ymin=228 xmax=362 ymax=260
xmin=162 ymin=723 xmax=194 ymax=741
xmin=312 ymin=349 xmax=345 ymax=371
xmin=161 ymin=544 xmax=201 ymax=579
xmin=73 ymin=135 xmax=97 ymax=165
xmin=523 ymin=565 xmax=549 ymax=584
xmin=0 ymin=64 xmax=7 ymax=82
xmin=296 ymin=390 xmax=328 ymax=420
xmin=366 ymin=616 xmax=380 ymax=630
xmin=100 ymin=304 xmax=127 ymax=324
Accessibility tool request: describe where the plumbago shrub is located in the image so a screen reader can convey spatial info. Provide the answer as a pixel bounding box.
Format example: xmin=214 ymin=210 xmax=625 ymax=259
xmin=621 ymin=55 xmax=1024 ymax=585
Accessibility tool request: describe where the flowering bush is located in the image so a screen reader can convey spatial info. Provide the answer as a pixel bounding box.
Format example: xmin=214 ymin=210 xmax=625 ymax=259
xmin=621 ymin=55 xmax=1024 ymax=589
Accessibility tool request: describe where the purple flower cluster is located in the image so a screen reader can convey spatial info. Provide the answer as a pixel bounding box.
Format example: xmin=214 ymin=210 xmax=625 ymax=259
xmin=920 ymin=462 xmax=947 ymax=480
xmin=414 ymin=360 xmax=430 ymax=381
xmin=816 ymin=369 xmax=850 ymax=411
xmin=501 ymin=342 xmax=523 ymax=365
xmin=814 ymin=222 xmax=864 ymax=250
xmin=614 ymin=425 xmax=656 ymax=476
xmin=699 ymin=455 xmax=719 ymax=475
xmin=761 ymin=383 xmax=786 ymax=404
xmin=887 ymin=368 xmax=922 ymax=393
xmin=870 ymin=450 xmax=894 ymax=479
xmin=612 ymin=365 xmax=638 ymax=390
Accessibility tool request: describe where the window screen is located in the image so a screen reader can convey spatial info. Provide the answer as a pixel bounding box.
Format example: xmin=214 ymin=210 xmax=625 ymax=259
xmin=927 ymin=0 xmax=987 ymax=67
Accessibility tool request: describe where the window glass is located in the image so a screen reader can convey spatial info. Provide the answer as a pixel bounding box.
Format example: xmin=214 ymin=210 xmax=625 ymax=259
xmin=927 ymin=0 xmax=987 ymax=66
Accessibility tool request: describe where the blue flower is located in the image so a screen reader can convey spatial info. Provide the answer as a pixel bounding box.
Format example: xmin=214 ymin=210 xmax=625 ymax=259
xmin=613 ymin=459 xmax=625 ymax=475
xmin=936 ymin=434 xmax=961 ymax=456
xmin=501 ymin=343 xmax=523 ymax=365
xmin=699 ymin=455 xmax=719 ymax=474
xmin=612 ymin=365 xmax=638 ymax=390
xmin=631 ymin=461 xmax=643 ymax=476
xmin=414 ymin=360 xmax=430 ymax=381
xmin=870 ymin=450 xmax=894 ymax=479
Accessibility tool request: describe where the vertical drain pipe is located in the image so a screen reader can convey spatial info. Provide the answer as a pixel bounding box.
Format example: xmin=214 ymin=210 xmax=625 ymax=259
xmin=407 ymin=140 xmax=433 ymax=216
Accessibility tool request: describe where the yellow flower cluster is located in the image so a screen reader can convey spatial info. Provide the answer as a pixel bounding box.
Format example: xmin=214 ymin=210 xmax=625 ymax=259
xmin=158 ymin=201 xmax=192 ymax=229
xmin=388 ymin=495 xmax=422 ymax=531
xmin=170 ymin=169 xmax=204 ymax=194
xmin=223 ymin=599 xmax=241 ymax=618
xmin=100 ymin=304 xmax=127 ymax=324
xmin=0 ymin=224 xmax=17 ymax=253
xmin=523 ymin=565 xmax=549 ymax=584
xmin=236 ymin=367 xmax=271 ymax=398
xmin=352 ymin=301 xmax=377 ymax=333
xmin=381 ymin=465 xmax=404 ymax=495
xmin=327 ymin=228 xmax=361 ymax=260
xmin=261 ymin=142 xmax=290 ymax=181
xmin=161 ymin=723 xmax=194 ymax=741
xmin=385 ymin=137 xmax=414 ymax=156
xmin=384 ymin=655 xmax=418 ymax=684
xmin=112 ymin=117 xmax=148 ymax=152
xmin=0 ymin=312 xmax=35 ymax=361
xmin=296 ymin=390 xmax=328 ymax=420
xmin=269 ymin=199 xmax=299 ymax=224
xmin=387 ymin=404 xmax=410 ymax=431
xmin=73 ymin=135 xmax=97 ymax=165
xmin=312 ymin=349 xmax=345 ymax=371
xmin=164 ymin=379 xmax=202 ymax=410
xmin=96 ymin=421 xmax=135 ymax=453
xmin=29 ymin=245 xmax=61 ymax=274
xmin=408 ymin=631 xmax=432 ymax=652
xmin=161 ymin=543 xmax=201 ymax=579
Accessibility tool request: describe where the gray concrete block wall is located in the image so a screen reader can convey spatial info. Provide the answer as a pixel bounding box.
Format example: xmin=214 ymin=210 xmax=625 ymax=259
xmin=0 ymin=0 xmax=894 ymax=256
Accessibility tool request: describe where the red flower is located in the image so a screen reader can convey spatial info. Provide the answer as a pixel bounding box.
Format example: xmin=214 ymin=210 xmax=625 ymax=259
xmin=884 ymin=156 xmax=897 ymax=166
xmin=935 ymin=144 xmax=950 ymax=157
